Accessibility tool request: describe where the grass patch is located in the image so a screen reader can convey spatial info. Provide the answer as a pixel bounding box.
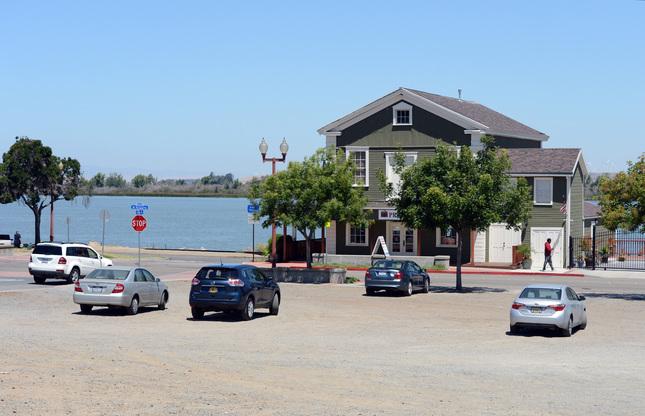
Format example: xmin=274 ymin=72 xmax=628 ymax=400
xmin=345 ymin=276 xmax=360 ymax=284
xmin=428 ymin=264 xmax=448 ymax=271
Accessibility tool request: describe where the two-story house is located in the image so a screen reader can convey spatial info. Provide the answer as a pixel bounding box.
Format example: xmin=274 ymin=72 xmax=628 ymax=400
xmin=317 ymin=87 xmax=586 ymax=269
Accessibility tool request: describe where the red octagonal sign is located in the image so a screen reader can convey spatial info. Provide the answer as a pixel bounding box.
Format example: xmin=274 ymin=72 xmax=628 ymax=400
xmin=131 ymin=215 xmax=147 ymax=232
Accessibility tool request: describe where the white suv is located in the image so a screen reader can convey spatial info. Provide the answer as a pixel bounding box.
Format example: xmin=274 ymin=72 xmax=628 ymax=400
xmin=29 ymin=243 xmax=113 ymax=284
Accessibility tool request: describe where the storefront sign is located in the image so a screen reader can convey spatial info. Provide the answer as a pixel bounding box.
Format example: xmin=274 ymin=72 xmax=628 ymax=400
xmin=378 ymin=209 xmax=400 ymax=221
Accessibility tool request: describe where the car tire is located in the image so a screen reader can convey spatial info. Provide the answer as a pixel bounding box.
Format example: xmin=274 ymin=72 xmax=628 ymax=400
xmin=422 ymin=278 xmax=430 ymax=293
xmin=269 ymin=293 xmax=280 ymax=316
xmin=80 ymin=304 xmax=93 ymax=314
xmin=33 ymin=275 xmax=46 ymax=284
xmin=365 ymin=287 xmax=376 ymax=296
xmin=158 ymin=291 xmax=168 ymax=310
xmin=579 ymin=320 xmax=587 ymax=330
xmin=191 ymin=307 xmax=204 ymax=320
xmin=561 ymin=316 xmax=573 ymax=337
xmin=126 ymin=296 xmax=139 ymax=316
xmin=405 ymin=282 xmax=413 ymax=297
xmin=241 ymin=297 xmax=254 ymax=321
xmin=67 ymin=267 xmax=80 ymax=284
xmin=509 ymin=324 xmax=519 ymax=335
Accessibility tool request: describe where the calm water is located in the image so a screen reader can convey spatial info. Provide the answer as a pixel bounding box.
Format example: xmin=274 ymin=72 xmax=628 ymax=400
xmin=0 ymin=196 xmax=272 ymax=251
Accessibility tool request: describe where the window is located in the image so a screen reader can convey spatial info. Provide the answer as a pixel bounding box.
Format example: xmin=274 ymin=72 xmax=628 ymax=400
xmin=87 ymin=249 xmax=98 ymax=259
xmin=134 ymin=269 xmax=146 ymax=282
xmin=346 ymin=224 xmax=368 ymax=246
xmin=392 ymin=102 xmax=413 ymax=126
xmin=385 ymin=152 xmax=417 ymax=196
xmin=436 ymin=227 xmax=458 ymax=248
xmin=534 ymin=177 xmax=553 ymax=205
xmin=346 ymin=147 xmax=369 ymax=186
xmin=142 ymin=270 xmax=156 ymax=282
xmin=519 ymin=287 xmax=562 ymax=300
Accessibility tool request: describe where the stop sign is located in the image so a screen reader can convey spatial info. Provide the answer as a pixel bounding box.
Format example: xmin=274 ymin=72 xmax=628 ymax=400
xmin=131 ymin=215 xmax=147 ymax=232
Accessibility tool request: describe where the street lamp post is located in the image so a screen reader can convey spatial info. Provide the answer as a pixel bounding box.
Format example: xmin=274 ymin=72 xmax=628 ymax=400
xmin=50 ymin=160 xmax=64 ymax=242
xmin=259 ymin=138 xmax=289 ymax=268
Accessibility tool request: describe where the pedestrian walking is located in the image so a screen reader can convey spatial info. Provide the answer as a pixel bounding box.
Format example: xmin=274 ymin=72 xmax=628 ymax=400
xmin=542 ymin=238 xmax=554 ymax=271
xmin=13 ymin=231 xmax=21 ymax=248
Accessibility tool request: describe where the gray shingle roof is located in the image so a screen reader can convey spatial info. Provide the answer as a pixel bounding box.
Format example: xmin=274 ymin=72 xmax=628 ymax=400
xmin=406 ymin=88 xmax=548 ymax=140
xmin=505 ymin=148 xmax=582 ymax=175
xmin=584 ymin=201 xmax=601 ymax=219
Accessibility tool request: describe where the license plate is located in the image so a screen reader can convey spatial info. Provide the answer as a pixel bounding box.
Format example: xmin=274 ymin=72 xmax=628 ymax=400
xmin=377 ymin=272 xmax=387 ymax=277
xmin=91 ymin=287 xmax=103 ymax=294
xmin=38 ymin=257 xmax=51 ymax=263
xmin=531 ymin=307 xmax=542 ymax=314
xmin=209 ymin=287 xmax=218 ymax=294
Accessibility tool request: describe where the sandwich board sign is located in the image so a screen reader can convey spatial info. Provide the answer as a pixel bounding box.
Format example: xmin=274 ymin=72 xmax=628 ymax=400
xmin=371 ymin=236 xmax=390 ymax=258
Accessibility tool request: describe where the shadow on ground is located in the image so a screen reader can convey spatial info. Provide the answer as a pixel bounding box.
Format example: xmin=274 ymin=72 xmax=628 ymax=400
xmin=186 ymin=311 xmax=271 ymax=323
xmin=582 ymin=292 xmax=645 ymax=302
xmin=72 ymin=306 xmax=163 ymax=317
xmin=430 ymin=285 xmax=507 ymax=294
xmin=505 ymin=327 xmax=584 ymax=338
xmin=30 ymin=281 xmax=69 ymax=286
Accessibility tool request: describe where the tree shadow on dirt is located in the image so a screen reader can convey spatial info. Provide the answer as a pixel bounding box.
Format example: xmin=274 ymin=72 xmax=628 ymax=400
xmin=582 ymin=292 xmax=645 ymax=302
xmin=186 ymin=311 xmax=271 ymax=323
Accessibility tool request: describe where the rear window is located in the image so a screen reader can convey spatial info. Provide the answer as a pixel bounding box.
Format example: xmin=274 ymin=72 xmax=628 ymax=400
xmin=32 ymin=245 xmax=62 ymax=256
xmin=86 ymin=269 xmax=130 ymax=280
xmin=519 ymin=288 xmax=562 ymax=300
xmin=0 ymin=234 xmax=10 ymax=240
xmin=196 ymin=267 xmax=239 ymax=280
xmin=372 ymin=260 xmax=404 ymax=270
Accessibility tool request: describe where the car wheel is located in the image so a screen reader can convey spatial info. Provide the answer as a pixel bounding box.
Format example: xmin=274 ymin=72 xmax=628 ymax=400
xmin=80 ymin=304 xmax=93 ymax=314
xmin=405 ymin=282 xmax=413 ymax=297
xmin=422 ymin=278 xmax=430 ymax=293
xmin=33 ymin=275 xmax=46 ymax=284
xmin=365 ymin=287 xmax=376 ymax=296
xmin=126 ymin=296 xmax=139 ymax=315
xmin=67 ymin=267 xmax=80 ymax=284
xmin=241 ymin=297 xmax=255 ymax=321
xmin=509 ymin=324 xmax=519 ymax=335
xmin=191 ymin=307 xmax=204 ymax=320
xmin=562 ymin=316 xmax=573 ymax=337
xmin=269 ymin=293 xmax=280 ymax=316
xmin=158 ymin=291 xmax=168 ymax=310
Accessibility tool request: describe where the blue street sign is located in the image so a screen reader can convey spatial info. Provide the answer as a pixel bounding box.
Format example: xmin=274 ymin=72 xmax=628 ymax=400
xmin=130 ymin=203 xmax=149 ymax=212
xmin=247 ymin=204 xmax=259 ymax=214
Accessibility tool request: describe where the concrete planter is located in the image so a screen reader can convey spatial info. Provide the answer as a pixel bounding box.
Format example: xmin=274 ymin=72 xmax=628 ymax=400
xmin=434 ymin=255 xmax=450 ymax=268
xmin=260 ymin=267 xmax=346 ymax=284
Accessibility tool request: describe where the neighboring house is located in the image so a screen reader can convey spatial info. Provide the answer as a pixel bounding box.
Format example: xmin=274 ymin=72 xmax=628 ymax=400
xmin=583 ymin=201 xmax=608 ymax=236
xmin=317 ymin=87 xmax=586 ymax=269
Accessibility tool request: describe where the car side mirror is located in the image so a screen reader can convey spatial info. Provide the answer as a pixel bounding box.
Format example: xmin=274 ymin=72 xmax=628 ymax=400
xmin=578 ymin=295 xmax=586 ymax=301
xmin=156 ymin=277 xmax=160 ymax=282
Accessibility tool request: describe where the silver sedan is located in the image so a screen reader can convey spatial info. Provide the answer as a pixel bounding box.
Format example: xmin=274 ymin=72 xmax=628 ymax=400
xmin=509 ymin=284 xmax=587 ymax=337
xmin=73 ymin=267 xmax=169 ymax=315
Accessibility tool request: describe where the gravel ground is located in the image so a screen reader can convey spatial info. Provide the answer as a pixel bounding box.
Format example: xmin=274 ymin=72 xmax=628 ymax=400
xmin=1 ymin=280 xmax=645 ymax=415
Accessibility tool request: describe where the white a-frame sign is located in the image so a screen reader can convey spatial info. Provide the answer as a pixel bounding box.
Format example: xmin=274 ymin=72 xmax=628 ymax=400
xmin=372 ymin=236 xmax=390 ymax=258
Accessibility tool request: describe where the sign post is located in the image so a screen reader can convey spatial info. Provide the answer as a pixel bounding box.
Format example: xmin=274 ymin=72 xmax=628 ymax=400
xmin=130 ymin=203 xmax=149 ymax=266
xmin=247 ymin=204 xmax=260 ymax=262
xmin=66 ymin=217 xmax=71 ymax=243
xmin=99 ymin=209 xmax=110 ymax=256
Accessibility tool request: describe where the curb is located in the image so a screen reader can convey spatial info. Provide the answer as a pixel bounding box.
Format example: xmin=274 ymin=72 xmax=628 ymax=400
xmin=316 ymin=266 xmax=584 ymax=277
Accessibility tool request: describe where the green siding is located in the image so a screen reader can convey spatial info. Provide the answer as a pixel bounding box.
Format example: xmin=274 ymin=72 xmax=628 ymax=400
xmin=570 ymin=166 xmax=584 ymax=239
xmin=521 ymin=177 xmax=568 ymax=247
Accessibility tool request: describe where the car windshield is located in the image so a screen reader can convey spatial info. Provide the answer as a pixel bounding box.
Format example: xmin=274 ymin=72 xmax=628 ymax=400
xmin=372 ymin=261 xmax=404 ymax=270
xmin=519 ymin=288 xmax=562 ymax=300
xmin=32 ymin=245 xmax=62 ymax=255
xmin=86 ymin=269 xmax=130 ymax=280
xmin=0 ymin=234 xmax=10 ymax=240
xmin=196 ymin=267 xmax=239 ymax=280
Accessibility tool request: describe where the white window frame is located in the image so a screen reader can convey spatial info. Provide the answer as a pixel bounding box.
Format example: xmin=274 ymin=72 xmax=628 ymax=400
xmin=345 ymin=146 xmax=369 ymax=187
xmin=346 ymin=223 xmax=369 ymax=247
xmin=384 ymin=152 xmax=418 ymax=184
xmin=533 ymin=177 xmax=553 ymax=206
xmin=436 ymin=226 xmax=459 ymax=248
xmin=392 ymin=102 xmax=413 ymax=126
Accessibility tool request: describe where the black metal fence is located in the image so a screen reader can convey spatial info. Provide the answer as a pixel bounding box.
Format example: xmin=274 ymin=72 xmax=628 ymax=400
xmin=570 ymin=228 xmax=645 ymax=270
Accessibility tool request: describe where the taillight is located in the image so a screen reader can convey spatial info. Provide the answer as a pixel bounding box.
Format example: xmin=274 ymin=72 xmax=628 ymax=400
xmin=228 ymin=278 xmax=245 ymax=287
xmin=191 ymin=278 xmax=200 ymax=286
xmin=58 ymin=257 xmax=67 ymax=265
xmin=364 ymin=271 xmax=370 ymax=280
xmin=511 ymin=302 xmax=524 ymax=310
xmin=30 ymin=255 xmax=34 ymax=262
xmin=74 ymin=281 xmax=82 ymax=292
xmin=393 ymin=272 xmax=402 ymax=280
xmin=112 ymin=283 xmax=125 ymax=294
xmin=549 ymin=304 xmax=566 ymax=311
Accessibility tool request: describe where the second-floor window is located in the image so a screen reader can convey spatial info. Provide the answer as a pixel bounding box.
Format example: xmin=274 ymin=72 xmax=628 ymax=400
xmin=533 ymin=177 xmax=553 ymax=205
xmin=396 ymin=110 xmax=410 ymax=125
xmin=385 ymin=152 xmax=417 ymax=196
xmin=392 ymin=102 xmax=413 ymax=126
xmin=346 ymin=147 xmax=369 ymax=186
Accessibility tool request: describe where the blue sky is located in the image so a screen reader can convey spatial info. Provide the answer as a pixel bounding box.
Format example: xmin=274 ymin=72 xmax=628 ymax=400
xmin=1 ymin=1 xmax=643 ymax=179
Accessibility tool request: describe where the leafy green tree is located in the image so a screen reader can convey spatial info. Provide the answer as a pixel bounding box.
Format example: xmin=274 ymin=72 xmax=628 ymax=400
xmin=381 ymin=137 xmax=532 ymax=291
xmin=250 ymin=148 xmax=370 ymax=268
xmin=105 ymin=173 xmax=126 ymax=188
xmin=132 ymin=174 xmax=148 ymax=188
xmin=599 ymin=154 xmax=645 ymax=232
xmin=0 ymin=137 xmax=82 ymax=244
xmin=90 ymin=173 xmax=106 ymax=188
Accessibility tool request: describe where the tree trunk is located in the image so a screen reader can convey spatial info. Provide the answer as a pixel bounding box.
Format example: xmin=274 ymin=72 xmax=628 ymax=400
xmin=305 ymin=231 xmax=312 ymax=269
xmin=455 ymin=228 xmax=463 ymax=292
xmin=33 ymin=210 xmax=42 ymax=245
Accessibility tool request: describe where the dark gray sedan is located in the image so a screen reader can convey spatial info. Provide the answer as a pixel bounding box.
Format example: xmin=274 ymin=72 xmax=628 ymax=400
xmin=364 ymin=260 xmax=430 ymax=296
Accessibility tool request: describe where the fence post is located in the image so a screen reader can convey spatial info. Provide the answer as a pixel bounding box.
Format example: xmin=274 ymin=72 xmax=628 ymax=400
xmin=569 ymin=235 xmax=574 ymax=269
xmin=592 ymin=224 xmax=597 ymax=271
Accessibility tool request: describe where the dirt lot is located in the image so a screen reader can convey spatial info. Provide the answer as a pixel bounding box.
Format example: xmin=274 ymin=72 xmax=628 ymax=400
xmin=1 ymin=279 xmax=645 ymax=415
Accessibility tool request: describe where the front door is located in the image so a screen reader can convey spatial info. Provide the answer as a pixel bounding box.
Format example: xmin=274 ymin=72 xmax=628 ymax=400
xmin=530 ymin=227 xmax=564 ymax=270
xmin=387 ymin=222 xmax=417 ymax=256
xmin=488 ymin=224 xmax=521 ymax=263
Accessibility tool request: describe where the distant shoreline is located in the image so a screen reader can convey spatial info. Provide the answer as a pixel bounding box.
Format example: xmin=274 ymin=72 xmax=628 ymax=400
xmin=79 ymin=191 xmax=249 ymax=198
